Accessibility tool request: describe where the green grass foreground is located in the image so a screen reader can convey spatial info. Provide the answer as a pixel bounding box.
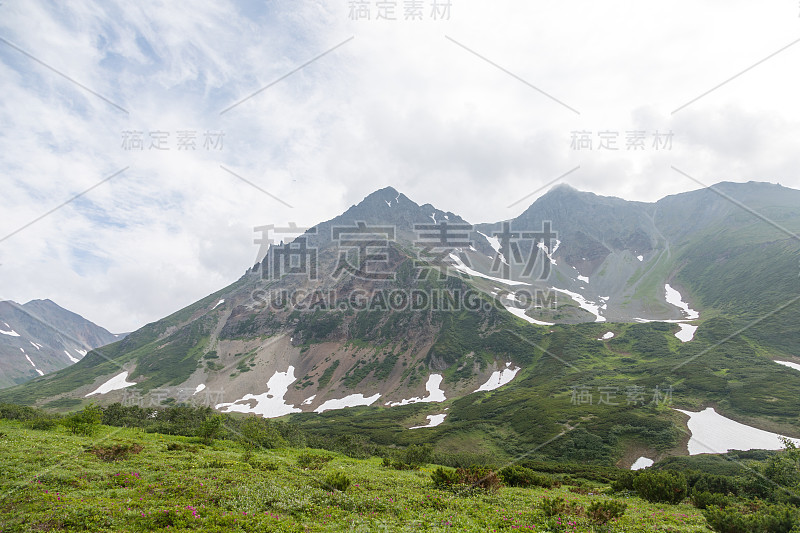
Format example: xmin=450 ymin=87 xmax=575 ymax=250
xmin=0 ymin=421 xmax=707 ymax=532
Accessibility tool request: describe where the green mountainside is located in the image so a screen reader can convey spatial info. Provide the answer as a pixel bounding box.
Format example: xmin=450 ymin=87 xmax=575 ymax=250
xmin=1 ymin=181 xmax=799 ymax=470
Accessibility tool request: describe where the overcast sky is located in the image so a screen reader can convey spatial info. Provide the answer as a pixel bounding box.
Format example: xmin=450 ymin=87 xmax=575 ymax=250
xmin=1 ymin=0 xmax=799 ymax=333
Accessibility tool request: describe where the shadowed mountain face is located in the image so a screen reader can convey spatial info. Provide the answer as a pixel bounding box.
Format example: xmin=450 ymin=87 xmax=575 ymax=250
xmin=0 ymin=299 xmax=122 ymax=389
xmin=2 ymin=181 xmax=800 ymax=466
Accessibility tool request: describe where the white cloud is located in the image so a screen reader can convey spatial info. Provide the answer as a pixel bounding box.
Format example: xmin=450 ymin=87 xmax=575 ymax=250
xmin=1 ymin=0 xmax=798 ymax=332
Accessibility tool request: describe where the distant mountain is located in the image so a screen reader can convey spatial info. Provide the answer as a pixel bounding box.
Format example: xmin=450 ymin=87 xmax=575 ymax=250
xmin=0 ymin=299 xmax=122 ymax=389
xmin=2 ymin=181 xmax=800 ymax=468
xmin=465 ymin=181 xmax=800 ymax=330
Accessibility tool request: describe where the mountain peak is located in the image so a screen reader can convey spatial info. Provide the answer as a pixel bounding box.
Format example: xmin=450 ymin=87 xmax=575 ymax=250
xmin=358 ymin=186 xmax=406 ymax=208
xmin=550 ymin=183 xmax=578 ymax=193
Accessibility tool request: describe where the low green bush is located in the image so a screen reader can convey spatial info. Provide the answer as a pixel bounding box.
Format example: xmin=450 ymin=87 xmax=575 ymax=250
xmin=197 ymin=415 xmax=224 ymax=444
xmin=86 ymin=443 xmax=143 ymax=462
xmin=166 ymin=442 xmax=198 ymax=453
xmin=389 ymin=460 xmax=418 ymax=471
xmin=456 ymin=466 xmax=502 ymax=493
xmin=500 ymin=465 xmax=559 ymax=488
xmin=0 ymin=403 xmax=42 ymax=421
xmin=691 ymin=490 xmax=733 ymax=510
xmin=540 ymin=496 xmax=570 ymax=517
xmin=431 ymin=466 xmax=459 ymax=488
xmin=322 ymin=472 xmax=351 ymax=492
xmin=24 ymin=417 xmax=58 ymax=431
xmin=610 ymin=470 xmax=637 ymax=492
xmin=238 ymin=417 xmax=287 ymax=449
xmin=703 ymin=502 xmax=800 ymax=533
xmin=400 ymin=444 xmax=433 ymax=467
xmin=430 ymin=465 xmax=501 ymax=492
xmin=249 ymin=459 xmax=279 ymax=471
xmin=633 ymin=470 xmax=688 ymax=504
xmin=693 ymin=473 xmax=741 ymax=496
xmin=63 ymin=403 xmax=103 ymax=436
xmin=297 ymin=451 xmax=333 ymax=470
xmin=587 ymin=499 xmax=627 ymax=525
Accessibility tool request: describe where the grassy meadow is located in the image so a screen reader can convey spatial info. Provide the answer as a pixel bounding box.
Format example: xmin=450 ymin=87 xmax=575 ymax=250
xmin=0 ymin=419 xmax=709 ymax=532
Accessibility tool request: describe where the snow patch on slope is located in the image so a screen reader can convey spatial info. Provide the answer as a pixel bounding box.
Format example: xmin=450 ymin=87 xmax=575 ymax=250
xmin=675 ymin=323 xmax=698 ymax=342
xmin=410 ymin=414 xmax=447 ymax=430
xmin=476 ymin=363 xmax=520 ymax=392
xmin=86 ymin=371 xmax=136 ymax=396
xmin=216 ymin=367 xmax=301 ymax=418
xmin=23 ymin=351 xmax=44 ymax=376
xmin=501 ymin=296 xmax=555 ymax=326
xmin=0 ymin=322 xmax=20 ymax=336
xmin=776 ymin=361 xmax=800 ymax=372
xmin=64 ymin=350 xmax=79 ymax=364
xmin=448 ymin=254 xmax=529 ymax=286
xmin=631 ymin=457 xmax=654 ymax=470
xmin=537 ymin=240 xmax=559 ymax=266
xmin=388 ymin=374 xmax=446 ymax=406
xmin=665 ymin=284 xmax=699 ymax=319
xmin=676 ymin=407 xmax=800 ymax=455
xmin=212 ymin=299 xmax=225 ymax=310
xmin=478 ymin=231 xmax=501 ymax=254
xmin=315 ymin=393 xmax=381 ymax=413
xmin=550 ymin=287 xmax=606 ymax=322
xmin=633 ymin=318 xmax=698 ymax=342
xmin=301 ymin=395 xmax=316 ymax=406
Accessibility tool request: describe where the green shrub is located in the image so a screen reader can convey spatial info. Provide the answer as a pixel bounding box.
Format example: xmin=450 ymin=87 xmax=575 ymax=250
xmin=238 ymin=417 xmax=287 ymax=449
xmin=389 ymin=460 xmax=418 ymax=471
xmin=204 ymin=458 xmax=238 ymax=469
xmin=703 ymin=502 xmax=800 ymax=533
xmin=500 ymin=465 xmax=559 ymax=488
xmin=197 ymin=415 xmax=224 ymax=444
xmin=587 ymin=499 xmax=627 ymax=525
xmin=63 ymin=403 xmax=103 ymax=436
xmin=24 ymin=417 xmax=58 ymax=431
xmin=431 ymin=465 xmax=501 ymax=495
xmin=568 ymin=486 xmax=600 ymax=495
xmin=86 ymin=443 xmax=143 ymax=462
xmin=431 ymin=466 xmax=459 ymax=488
xmin=0 ymin=403 xmax=41 ymax=421
xmin=633 ymin=470 xmax=687 ymax=504
xmin=540 ymin=496 xmax=570 ymax=517
xmin=297 ymin=451 xmax=333 ymax=470
xmin=456 ymin=465 xmax=502 ymax=493
xmin=692 ymin=489 xmax=733 ymax=510
xmin=166 ymin=442 xmax=198 ymax=453
xmin=693 ymin=473 xmax=741 ymax=496
xmin=401 ymin=444 xmax=433 ymax=467
xmin=323 ymin=472 xmax=351 ymax=492
xmin=249 ymin=459 xmax=279 ymax=471
xmin=610 ymin=470 xmax=637 ymax=492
